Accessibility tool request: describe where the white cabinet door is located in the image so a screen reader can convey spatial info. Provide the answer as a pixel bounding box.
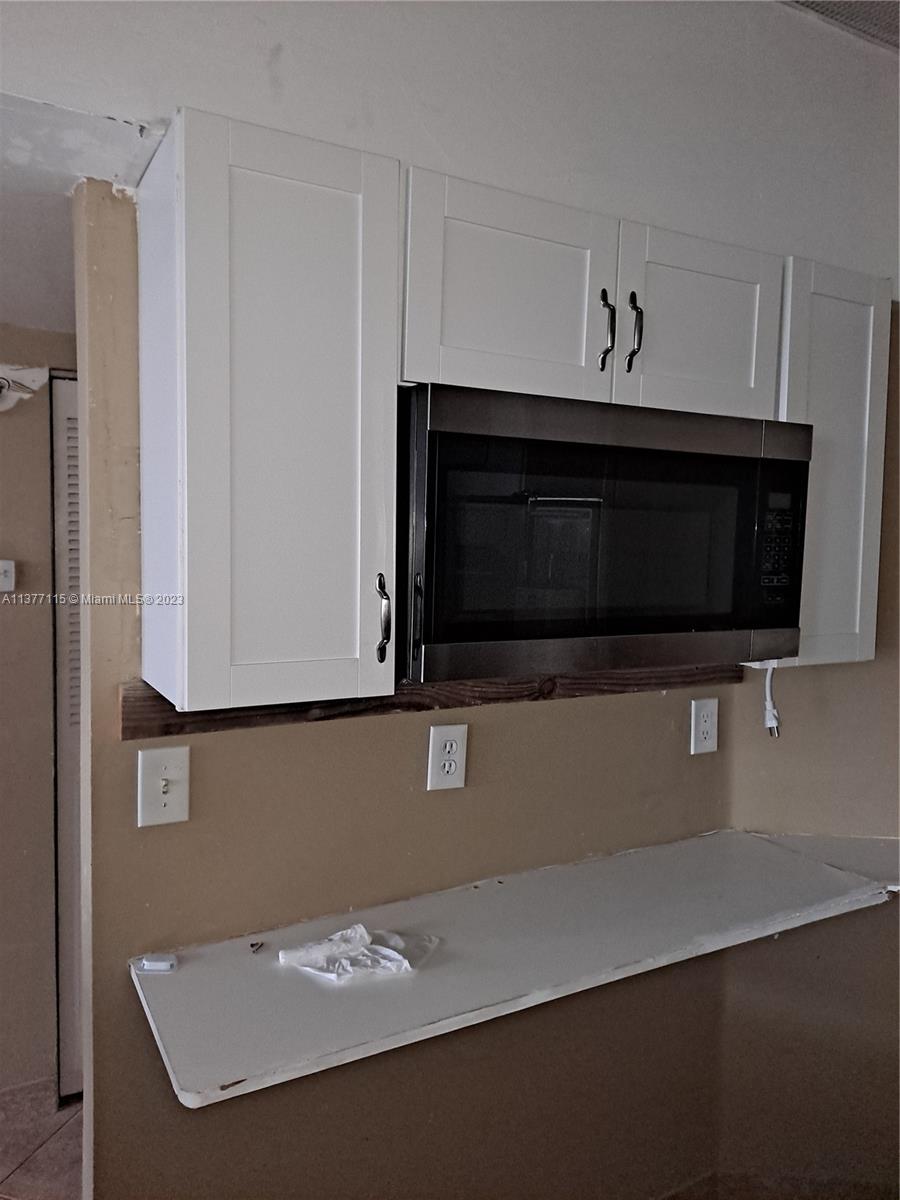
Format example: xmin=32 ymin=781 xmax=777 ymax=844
xmin=139 ymin=110 xmax=399 ymax=710
xmin=404 ymin=169 xmax=620 ymax=401
xmin=779 ymin=259 xmax=891 ymax=665
xmin=614 ymin=222 xmax=783 ymax=419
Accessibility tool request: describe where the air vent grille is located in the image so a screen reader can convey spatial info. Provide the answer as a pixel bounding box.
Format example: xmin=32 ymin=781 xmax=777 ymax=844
xmin=791 ymin=1 xmax=899 ymax=49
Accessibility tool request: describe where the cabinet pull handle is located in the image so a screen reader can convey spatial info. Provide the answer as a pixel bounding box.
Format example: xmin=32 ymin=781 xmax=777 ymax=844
xmin=625 ymin=291 xmax=644 ymax=373
xmin=375 ymin=573 xmax=392 ymax=663
xmin=598 ymin=288 xmax=616 ymax=371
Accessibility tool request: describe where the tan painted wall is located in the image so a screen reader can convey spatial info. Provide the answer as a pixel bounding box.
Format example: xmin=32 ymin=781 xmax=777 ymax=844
xmin=723 ymin=306 xmax=899 ymax=838
xmin=75 ymin=179 xmax=898 ymax=1197
xmin=75 ymin=180 xmax=730 ymax=1200
xmin=0 ymin=324 xmax=75 ymax=1093
xmin=720 ymin=902 xmax=899 ymax=1188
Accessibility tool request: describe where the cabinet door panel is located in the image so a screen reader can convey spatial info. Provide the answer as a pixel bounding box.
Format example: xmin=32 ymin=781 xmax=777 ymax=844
xmin=441 ymin=219 xmax=590 ymax=365
xmin=780 ymin=259 xmax=891 ymax=665
xmin=615 ymin=222 xmax=782 ymax=419
xmin=228 ymin=167 xmax=361 ymax=668
xmin=172 ymin=111 xmax=398 ymax=708
xmin=404 ymin=169 xmax=619 ymax=401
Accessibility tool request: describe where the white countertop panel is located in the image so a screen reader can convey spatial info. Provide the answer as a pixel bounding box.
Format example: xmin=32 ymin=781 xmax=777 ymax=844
xmin=130 ymin=829 xmax=889 ymax=1108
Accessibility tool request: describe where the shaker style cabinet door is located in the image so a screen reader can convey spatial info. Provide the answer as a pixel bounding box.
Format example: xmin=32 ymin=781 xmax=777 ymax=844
xmin=613 ymin=222 xmax=783 ymax=419
xmin=403 ymin=169 xmax=620 ymax=401
xmin=139 ymin=109 xmax=399 ymax=710
xmin=779 ymin=259 xmax=891 ymax=665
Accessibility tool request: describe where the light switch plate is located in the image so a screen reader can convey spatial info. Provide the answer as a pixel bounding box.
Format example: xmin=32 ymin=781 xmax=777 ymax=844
xmin=0 ymin=560 xmax=15 ymax=592
xmin=138 ymin=746 xmax=190 ymax=826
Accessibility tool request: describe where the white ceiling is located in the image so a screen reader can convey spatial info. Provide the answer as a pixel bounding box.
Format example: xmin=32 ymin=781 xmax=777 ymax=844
xmin=0 ymin=93 xmax=163 ymax=332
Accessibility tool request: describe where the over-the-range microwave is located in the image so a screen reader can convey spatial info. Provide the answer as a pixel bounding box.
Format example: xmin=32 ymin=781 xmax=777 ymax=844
xmin=397 ymin=385 xmax=812 ymax=683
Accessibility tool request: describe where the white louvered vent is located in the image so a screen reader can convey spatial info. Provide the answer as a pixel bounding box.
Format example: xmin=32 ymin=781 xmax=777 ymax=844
xmin=62 ymin=416 xmax=81 ymax=724
xmin=790 ymin=1 xmax=899 ymax=49
xmin=52 ymin=378 xmax=83 ymax=1098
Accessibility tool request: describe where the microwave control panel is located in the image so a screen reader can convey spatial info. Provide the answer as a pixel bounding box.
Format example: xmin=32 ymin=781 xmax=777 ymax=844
xmin=757 ymin=487 xmax=804 ymax=609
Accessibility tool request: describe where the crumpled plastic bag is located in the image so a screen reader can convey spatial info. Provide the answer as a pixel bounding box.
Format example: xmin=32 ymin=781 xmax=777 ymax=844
xmin=278 ymin=922 xmax=439 ymax=983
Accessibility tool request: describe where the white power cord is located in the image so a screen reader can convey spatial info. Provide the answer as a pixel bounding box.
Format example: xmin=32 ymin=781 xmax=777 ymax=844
xmin=764 ymin=664 xmax=780 ymax=738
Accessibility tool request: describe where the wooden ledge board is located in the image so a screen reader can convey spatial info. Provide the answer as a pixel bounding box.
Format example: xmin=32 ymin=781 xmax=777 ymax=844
xmin=119 ymin=665 xmax=744 ymax=739
xmin=129 ymin=830 xmax=889 ymax=1109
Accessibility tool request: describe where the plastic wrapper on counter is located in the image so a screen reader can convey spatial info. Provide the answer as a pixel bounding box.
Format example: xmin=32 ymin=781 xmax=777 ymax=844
xmin=277 ymin=922 xmax=439 ymax=983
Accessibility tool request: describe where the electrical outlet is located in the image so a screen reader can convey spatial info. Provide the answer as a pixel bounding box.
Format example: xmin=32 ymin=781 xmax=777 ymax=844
xmin=690 ymin=698 xmax=718 ymax=755
xmin=138 ymin=746 xmax=190 ymax=826
xmin=426 ymin=724 xmax=468 ymax=790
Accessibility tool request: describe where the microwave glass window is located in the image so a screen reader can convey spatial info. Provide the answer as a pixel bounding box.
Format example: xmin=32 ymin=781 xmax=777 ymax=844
xmin=599 ymin=480 xmax=737 ymax=616
xmin=428 ymin=433 xmax=760 ymax=644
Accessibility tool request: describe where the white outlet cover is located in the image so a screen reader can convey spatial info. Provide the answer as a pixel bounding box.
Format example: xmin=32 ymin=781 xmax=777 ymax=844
xmin=426 ymin=724 xmax=468 ymax=791
xmin=138 ymin=746 xmax=190 ymax=826
xmin=690 ymin=698 xmax=719 ymax=756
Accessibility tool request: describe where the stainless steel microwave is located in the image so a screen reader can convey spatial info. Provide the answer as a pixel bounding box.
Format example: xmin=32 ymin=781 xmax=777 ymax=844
xmin=397 ymin=385 xmax=812 ymax=683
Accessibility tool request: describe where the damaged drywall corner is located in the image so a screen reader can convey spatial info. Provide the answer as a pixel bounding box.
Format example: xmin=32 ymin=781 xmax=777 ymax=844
xmin=0 ymin=363 xmax=50 ymax=411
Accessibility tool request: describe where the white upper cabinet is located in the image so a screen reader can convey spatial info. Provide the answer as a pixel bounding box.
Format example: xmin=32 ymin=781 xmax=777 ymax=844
xmin=139 ymin=109 xmax=399 ymax=710
xmin=779 ymin=259 xmax=891 ymax=666
xmin=403 ymin=169 xmax=620 ymax=401
xmin=613 ymin=222 xmax=784 ymax=419
xmin=403 ymin=173 xmax=784 ymax=420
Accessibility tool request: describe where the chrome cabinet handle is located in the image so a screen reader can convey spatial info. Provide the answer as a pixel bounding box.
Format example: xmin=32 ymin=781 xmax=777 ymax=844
xmin=598 ymin=287 xmax=616 ymax=371
xmin=625 ymin=291 xmax=643 ymax=373
xmin=375 ymin=573 xmax=392 ymax=663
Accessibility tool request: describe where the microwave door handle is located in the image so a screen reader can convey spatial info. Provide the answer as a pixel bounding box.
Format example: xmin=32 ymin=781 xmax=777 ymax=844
xmin=375 ymin=573 xmax=392 ymax=663
xmin=527 ymin=496 xmax=604 ymax=504
xmin=411 ymin=572 xmax=424 ymax=662
xmin=598 ymin=288 xmax=616 ymax=371
xmin=625 ymin=291 xmax=644 ymax=373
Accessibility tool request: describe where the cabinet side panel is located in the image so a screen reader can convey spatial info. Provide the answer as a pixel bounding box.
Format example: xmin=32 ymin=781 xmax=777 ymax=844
xmin=138 ymin=126 xmax=181 ymax=705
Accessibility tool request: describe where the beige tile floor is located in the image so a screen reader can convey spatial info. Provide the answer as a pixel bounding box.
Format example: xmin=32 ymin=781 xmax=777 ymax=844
xmin=0 ymin=1080 xmax=81 ymax=1200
